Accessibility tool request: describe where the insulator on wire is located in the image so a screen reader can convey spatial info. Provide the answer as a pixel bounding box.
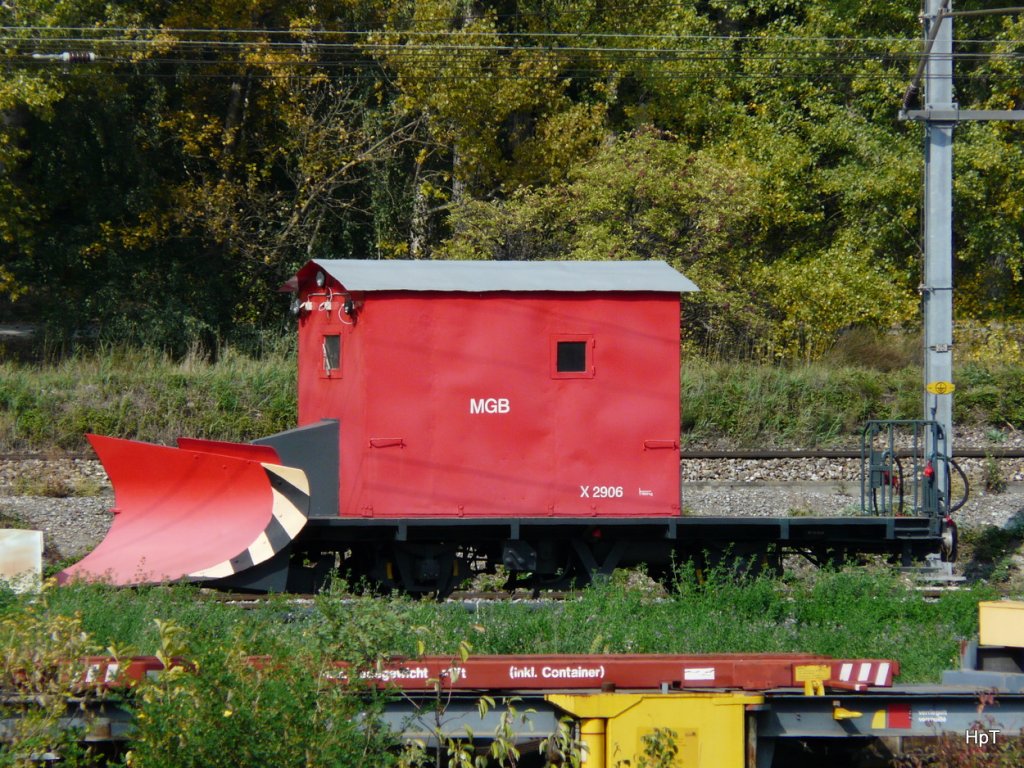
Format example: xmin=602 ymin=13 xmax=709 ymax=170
xmin=31 ymin=51 xmax=98 ymax=63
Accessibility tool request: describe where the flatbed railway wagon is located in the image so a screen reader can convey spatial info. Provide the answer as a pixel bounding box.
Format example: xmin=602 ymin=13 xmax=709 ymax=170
xmin=59 ymin=260 xmax=954 ymax=595
xmin=15 ymin=634 xmax=1024 ymax=767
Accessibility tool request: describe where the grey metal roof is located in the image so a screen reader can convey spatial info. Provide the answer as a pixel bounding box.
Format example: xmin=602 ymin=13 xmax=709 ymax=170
xmin=309 ymin=259 xmax=698 ymax=293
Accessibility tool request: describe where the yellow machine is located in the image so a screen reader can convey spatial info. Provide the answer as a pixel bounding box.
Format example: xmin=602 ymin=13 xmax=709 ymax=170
xmin=548 ymin=691 xmax=761 ymax=768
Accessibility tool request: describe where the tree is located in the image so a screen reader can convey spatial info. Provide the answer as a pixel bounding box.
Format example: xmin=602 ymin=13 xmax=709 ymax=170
xmin=3 ymin=0 xmax=1024 ymax=358
xmin=2 ymin=1 xmax=428 ymax=351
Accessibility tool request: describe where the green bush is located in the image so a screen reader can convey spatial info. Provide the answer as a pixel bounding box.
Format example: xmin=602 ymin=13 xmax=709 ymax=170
xmin=127 ymin=642 xmax=398 ymax=768
xmin=0 ymin=601 xmax=101 ymax=767
xmin=680 ymin=360 xmax=1024 ymax=447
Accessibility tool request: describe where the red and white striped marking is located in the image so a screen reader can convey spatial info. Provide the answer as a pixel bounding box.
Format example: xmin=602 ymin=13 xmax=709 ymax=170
xmin=838 ymin=661 xmax=892 ymax=687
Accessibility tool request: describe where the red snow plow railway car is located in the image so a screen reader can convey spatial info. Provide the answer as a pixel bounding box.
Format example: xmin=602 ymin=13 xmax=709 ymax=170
xmin=60 ymin=260 xmax=951 ymax=595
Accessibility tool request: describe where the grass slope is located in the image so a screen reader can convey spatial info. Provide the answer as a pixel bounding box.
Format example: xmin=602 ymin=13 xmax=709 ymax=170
xmin=2 ymin=347 xmax=1024 ymax=452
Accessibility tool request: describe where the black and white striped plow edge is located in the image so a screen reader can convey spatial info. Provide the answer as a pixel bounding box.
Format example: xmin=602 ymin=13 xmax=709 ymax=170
xmin=189 ymin=464 xmax=310 ymax=580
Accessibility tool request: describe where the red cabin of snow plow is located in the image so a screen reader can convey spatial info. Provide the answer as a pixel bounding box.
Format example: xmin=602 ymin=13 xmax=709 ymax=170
xmin=290 ymin=259 xmax=698 ymax=521
xmin=61 ymin=259 xmax=701 ymax=595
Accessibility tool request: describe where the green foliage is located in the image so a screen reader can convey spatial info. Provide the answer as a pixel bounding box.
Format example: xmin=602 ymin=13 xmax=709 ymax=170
xmin=961 ymin=520 xmax=1024 ymax=586
xmin=901 ymin=728 xmax=1024 ymax=768
xmin=0 ymin=345 xmax=296 ymax=452
xmin=440 ymin=123 xmax=917 ymax=359
xmin=681 ymin=357 xmax=1024 ymax=445
xmin=0 ymin=588 xmax=104 ymax=767
xmin=679 ymin=360 xmax=918 ymax=447
xmin=539 ymin=718 xmax=584 ymax=768
xmin=956 ymin=363 xmax=1024 ymax=427
xmin=311 ymin=579 xmax=414 ymax=664
xmin=127 ymin=643 xmax=397 ymax=768
xmin=959 ymin=321 xmax=1024 ymax=366
xmin=3 ymin=0 xmax=1024 ymax=357
xmin=756 ymin=251 xmax=917 ymax=360
xmin=24 ymin=570 xmax=994 ymax=686
xmin=4 ymin=349 xmax=1024 ymax=453
xmin=358 ymin=566 xmax=990 ymax=684
xmin=441 ymin=129 xmax=776 ymax=355
xmin=0 ymin=572 xmax=1000 ymax=763
xmin=10 ymin=469 xmax=104 ymax=498
xmin=983 ymin=456 xmax=1008 ymax=495
xmin=1 ymin=583 xmax=403 ymax=768
xmin=2 ymin=1 xmax=420 ymax=351
xmin=375 ymin=0 xmax=608 ymax=198
xmin=633 ymin=728 xmax=679 ymax=768
xmin=822 ymin=327 xmax=920 ymax=372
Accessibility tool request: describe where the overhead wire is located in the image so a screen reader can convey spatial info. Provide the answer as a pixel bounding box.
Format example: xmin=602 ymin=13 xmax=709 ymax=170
xmin=1 ymin=40 xmax=1008 ymax=67
xmin=0 ymin=24 xmax=943 ymax=43
xmin=2 ymin=25 xmax=1024 ymax=52
xmin=4 ymin=23 xmax=1024 ymax=47
xmin=2 ymin=22 xmax=1022 ymax=86
xmin=3 ymin=38 xmax=1021 ymax=62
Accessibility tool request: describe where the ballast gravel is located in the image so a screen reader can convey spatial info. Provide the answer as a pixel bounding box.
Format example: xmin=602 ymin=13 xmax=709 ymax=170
xmin=2 ymin=427 xmax=1024 ymax=562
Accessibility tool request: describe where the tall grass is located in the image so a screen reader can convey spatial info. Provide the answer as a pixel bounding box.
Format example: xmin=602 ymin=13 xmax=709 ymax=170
xmin=0 ymin=569 xmax=994 ymax=764
xmin=13 ymin=569 xmax=994 ymax=685
xmin=680 ymin=361 xmax=921 ymax=446
xmin=2 ymin=345 xmax=1023 ymax=453
xmin=0 ymin=345 xmax=297 ymax=452
xmin=395 ymin=567 xmax=990 ymax=683
xmin=681 ymin=360 xmax=1024 ymax=447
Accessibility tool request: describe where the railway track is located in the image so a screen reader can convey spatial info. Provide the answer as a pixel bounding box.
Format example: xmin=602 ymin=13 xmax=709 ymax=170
xmin=198 ymin=588 xmax=579 ymax=605
xmin=5 ymin=445 xmax=1022 ymax=587
xmin=192 ymin=576 xmax=963 ymax=606
xmin=684 ymin=447 xmax=1024 ymax=459
xmin=4 ymin=447 xmax=1024 ymax=462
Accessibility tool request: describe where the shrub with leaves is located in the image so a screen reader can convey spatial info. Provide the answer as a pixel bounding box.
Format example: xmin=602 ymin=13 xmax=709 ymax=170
xmin=897 ymin=716 xmax=1024 ymax=768
xmin=126 ymin=619 xmax=400 ymax=768
xmin=983 ymin=455 xmax=1008 ymax=495
xmin=0 ymin=587 xmax=104 ymax=767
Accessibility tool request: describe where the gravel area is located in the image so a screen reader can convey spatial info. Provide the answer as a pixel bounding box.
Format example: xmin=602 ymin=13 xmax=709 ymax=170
xmin=680 ymin=454 xmax=1024 ymax=528
xmin=0 ymin=457 xmax=114 ymax=561
xmin=2 ymin=427 xmax=1024 ymax=563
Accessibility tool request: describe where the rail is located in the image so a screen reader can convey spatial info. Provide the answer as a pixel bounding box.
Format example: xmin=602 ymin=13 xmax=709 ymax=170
xmin=4 ymin=447 xmax=1024 ymax=462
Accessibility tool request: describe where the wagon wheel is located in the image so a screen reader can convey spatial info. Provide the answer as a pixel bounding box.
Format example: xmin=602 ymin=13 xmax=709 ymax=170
xmin=347 ymin=543 xmax=466 ymax=599
xmin=501 ymin=543 xmax=593 ymax=596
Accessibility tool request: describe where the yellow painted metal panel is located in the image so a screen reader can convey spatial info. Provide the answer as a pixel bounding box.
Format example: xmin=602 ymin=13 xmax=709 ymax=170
xmin=548 ymin=692 xmax=762 ymax=768
xmin=580 ymin=719 xmax=605 ymax=767
xmin=979 ymin=601 xmax=1024 ymax=648
xmin=549 ymin=693 xmax=642 ymax=719
xmin=793 ymin=664 xmax=831 ymax=682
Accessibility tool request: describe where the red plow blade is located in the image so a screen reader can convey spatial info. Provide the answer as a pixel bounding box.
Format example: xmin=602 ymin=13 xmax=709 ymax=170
xmin=59 ymin=435 xmax=309 ymax=586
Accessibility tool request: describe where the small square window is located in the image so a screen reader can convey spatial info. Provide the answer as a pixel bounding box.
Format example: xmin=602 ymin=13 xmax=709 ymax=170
xmin=557 ymin=341 xmax=588 ymax=372
xmin=322 ymin=334 xmax=341 ymax=378
xmin=550 ymin=334 xmax=594 ymax=379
